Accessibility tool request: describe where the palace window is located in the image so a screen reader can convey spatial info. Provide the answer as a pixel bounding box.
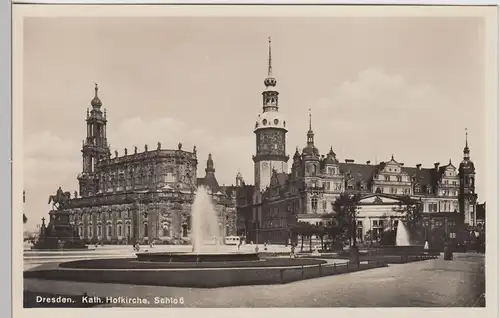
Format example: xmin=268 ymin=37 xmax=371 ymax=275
xmin=372 ymin=220 xmax=384 ymax=241
xmin=356 ymin=221 xmax=363 ymax=242
xmin=385 ymin=176 xmax=390 ymax=181
xmin=322 ymin=200 xmax=327 ymax=210
xmin=311 ymin=197 xmax=318 ymax=211
xmin=97 ymin=226 xmax=102 ymax=236
xmin=311 ymin=165 xmax=317 ymax=176
xmin=428 ymin=203 xmax=438 ymax=212
xmin=107 ymin=226 xmax=112 ymax=237
xmin=118 ymin=225 xmax=122 ymax=236
xmin=391 ymin=188 xmax=397 ymax=194
xmin=88 ymin=226 xmax=93 ymax=238
xmin=396 ymin=176 xmax=402 ymax=182
xmin=144 ymin=224 xmax=149 ymax=237
xmin=126 ymin=225 xmax=131 ymax=236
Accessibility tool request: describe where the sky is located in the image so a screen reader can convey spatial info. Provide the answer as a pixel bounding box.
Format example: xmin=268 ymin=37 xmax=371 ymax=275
xmin=23 ymin=16 xmax=486 ymax=231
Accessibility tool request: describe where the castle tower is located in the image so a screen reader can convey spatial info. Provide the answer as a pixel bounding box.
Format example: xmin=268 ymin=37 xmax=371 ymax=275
xmin=77 ymin=84 xmax=110 ymax=197
xmin=302 ymin=109 xmax=320 ymax=174
xmin=252 ymin=37 xmax=289 ymax=191
xmin=458 ymin=128 xmax=477 ymax=226
xmin=203 ymin=153 xmax=220 ymax=193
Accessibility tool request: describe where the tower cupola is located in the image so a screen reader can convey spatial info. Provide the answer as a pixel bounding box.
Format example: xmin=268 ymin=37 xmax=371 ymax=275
xmin=91 ymin=83 xmax=102 ymax=109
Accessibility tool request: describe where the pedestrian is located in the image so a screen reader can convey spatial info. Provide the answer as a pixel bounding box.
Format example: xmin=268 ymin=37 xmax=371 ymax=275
xmin=290 ymin=244 xmax=296 ymax=259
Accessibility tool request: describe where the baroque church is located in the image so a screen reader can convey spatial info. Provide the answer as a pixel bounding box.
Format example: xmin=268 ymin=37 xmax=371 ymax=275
xmin=44 ymin=84 xmax=237 ymax=245
xmin=236 ymin=38 xmax=478 ymax=247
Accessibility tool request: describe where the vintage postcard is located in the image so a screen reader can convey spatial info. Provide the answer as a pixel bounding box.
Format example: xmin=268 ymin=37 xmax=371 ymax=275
xmin=13 ymin=3 xmax=497 ymax=315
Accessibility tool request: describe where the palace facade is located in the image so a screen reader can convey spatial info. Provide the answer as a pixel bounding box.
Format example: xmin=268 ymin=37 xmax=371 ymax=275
xmin=236 ymin=39 xmax=478 ymax=246
xmin=47 ymin=85 xmax=237 ymax=244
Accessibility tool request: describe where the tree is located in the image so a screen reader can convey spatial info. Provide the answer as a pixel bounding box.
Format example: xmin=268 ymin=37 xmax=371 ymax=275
xmin=393 ymin=195 xmax=424 ymax=240
xmin=313 ymin=225 xmax=326 ymax=251
xmin=291 ymin=221 xmax=315 ymax=252
xmin=332 ymin=193 xmax=360 ymax=248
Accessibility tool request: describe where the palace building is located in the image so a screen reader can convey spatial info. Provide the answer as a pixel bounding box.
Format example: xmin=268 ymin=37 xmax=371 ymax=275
xmin=49 ymin=84 xmax=237 ymax=244
xmin=236 ymin=39 xmax=478 ymax=247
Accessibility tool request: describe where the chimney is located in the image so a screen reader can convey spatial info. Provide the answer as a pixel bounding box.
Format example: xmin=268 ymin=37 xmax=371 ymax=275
xmin=366 ymin=160 xmax=371 ymax=165
xmin=434 ymin=162 xmax=440 ymax=170
xmin=345 ymin=159 xmax=355 ymax=163
xmin=416 ymin=164 xmax=422 ymax=170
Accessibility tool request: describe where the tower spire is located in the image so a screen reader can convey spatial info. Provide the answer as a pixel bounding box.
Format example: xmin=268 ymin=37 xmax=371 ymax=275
xmin=465 ymin=128 xmax=468 ymax=148
xmin=307 ymin=108 xmax=315 ymax=146
xmin=268 ymin=36 xmax=272 ymax=77
xmin=91 ymin=82 xmax=102 ymax=109
xmin=463 ymin=128 xmax=470 ymax=160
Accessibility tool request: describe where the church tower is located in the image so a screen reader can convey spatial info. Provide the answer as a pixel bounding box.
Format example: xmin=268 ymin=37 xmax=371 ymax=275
xmin=77 ymin=84 xmax=110 ymax=197
xmin=252 ymin=37 xmax=289 ymax=191
xmin=458 ymin=128 xmax=477 ymax=226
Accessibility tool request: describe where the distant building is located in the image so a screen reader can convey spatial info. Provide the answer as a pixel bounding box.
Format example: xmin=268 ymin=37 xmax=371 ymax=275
xmin=237 ymin=39 xmax=478 ymax=247
xmin=44 ymin=84 xmax=236 ymax=244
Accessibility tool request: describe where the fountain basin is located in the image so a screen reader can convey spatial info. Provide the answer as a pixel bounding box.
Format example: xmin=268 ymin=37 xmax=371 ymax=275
xmin=136 ymin=252 xmax=260 ymax=263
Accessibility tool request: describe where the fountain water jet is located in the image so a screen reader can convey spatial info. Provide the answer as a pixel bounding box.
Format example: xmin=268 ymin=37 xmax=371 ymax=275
xmin=395 ymin=220 xmax=411 ymax=246
xmin=136 ymin=186 xmax=259 ymax=262
xmin=191 ymin=186 xmax=221 ymax=253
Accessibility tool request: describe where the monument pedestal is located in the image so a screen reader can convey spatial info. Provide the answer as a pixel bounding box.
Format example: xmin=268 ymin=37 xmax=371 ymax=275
xmin=32 ymin=209 xmax=87 ymax=250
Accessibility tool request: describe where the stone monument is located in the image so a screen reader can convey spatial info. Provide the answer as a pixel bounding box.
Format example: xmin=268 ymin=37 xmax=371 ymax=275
xmin=32 ymin=187 xmax=87 ymax=250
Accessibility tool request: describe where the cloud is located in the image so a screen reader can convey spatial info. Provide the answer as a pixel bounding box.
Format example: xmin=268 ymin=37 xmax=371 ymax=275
xmin=23 ymin=117 xmax=253 ymax=231
xmin=319 ymin=68 xmax=445 ymax=113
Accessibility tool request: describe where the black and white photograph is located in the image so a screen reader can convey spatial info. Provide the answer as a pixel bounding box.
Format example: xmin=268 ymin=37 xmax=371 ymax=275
xmin=16 ymin=4 xmax=496 ymax=309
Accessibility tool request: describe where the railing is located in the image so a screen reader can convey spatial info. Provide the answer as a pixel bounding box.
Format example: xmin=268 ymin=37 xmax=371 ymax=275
xmin=254 ymin=252 xmax=439 ymax=285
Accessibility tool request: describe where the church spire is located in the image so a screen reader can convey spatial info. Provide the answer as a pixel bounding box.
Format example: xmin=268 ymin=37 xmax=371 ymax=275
xmin=268 ymin=36 xmax=273 ymax=77
xmin=263 ymin=37 xmax=277 ymax=89
xmin=91 ymin=83 xmax=102 ymax=109
xmin=307 ymin=108 xmax=314 ymax=145
xmin=463 ymin=128 xmax=470 ymax=160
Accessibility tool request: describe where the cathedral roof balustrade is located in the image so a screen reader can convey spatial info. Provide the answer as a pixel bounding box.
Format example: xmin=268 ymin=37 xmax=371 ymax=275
xmin=97 ymin=148 xmax=197 ymax=168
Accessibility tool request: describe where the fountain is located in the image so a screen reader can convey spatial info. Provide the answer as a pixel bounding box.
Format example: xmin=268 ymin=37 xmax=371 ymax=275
xmin=395 ymin=219 xmax=411 ymax=246
xmin=191 ymin=186 xmax=221 ymax=253
xmin=136 ymin=186 xmax=259 ymax=262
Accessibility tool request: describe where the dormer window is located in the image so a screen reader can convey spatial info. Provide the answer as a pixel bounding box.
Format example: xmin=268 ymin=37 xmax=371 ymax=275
xmin=415 ymin=185 xmax=421 ymax=193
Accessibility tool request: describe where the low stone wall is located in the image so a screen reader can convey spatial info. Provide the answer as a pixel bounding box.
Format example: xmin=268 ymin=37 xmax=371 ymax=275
xmin=24 ymin=261 xmax=386 ymax=288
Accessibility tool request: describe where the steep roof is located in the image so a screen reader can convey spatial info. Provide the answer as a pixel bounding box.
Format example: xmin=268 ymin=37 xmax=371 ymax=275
xmin=197 ymin=175 xmax=220 ymax=193
xmin=338 ymin=163 xmax=377 ymax=184
xmin=336 ymin=162 xmax=436 ymax=188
